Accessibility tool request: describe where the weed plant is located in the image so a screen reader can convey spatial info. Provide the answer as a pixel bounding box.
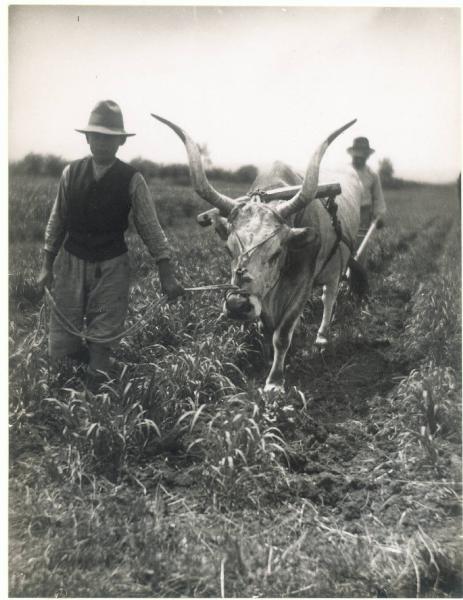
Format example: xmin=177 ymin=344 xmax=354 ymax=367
xmin=9 ymin=175 xmax=462 ymax=597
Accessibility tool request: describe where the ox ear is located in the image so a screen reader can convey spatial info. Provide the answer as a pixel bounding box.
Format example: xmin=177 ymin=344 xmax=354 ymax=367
xmin=286 ymin=227 xmax=317 ymax=250
xmin=213 ymin=215 xmax=230 ymax=241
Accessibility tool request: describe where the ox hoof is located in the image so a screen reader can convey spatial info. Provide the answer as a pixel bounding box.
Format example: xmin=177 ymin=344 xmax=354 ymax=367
xmin=263 ymin=383 xmax=285 ymax=394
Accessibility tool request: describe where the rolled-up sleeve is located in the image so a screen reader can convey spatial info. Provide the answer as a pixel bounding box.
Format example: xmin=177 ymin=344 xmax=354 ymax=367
xmin=44 ymin=165 xmax=69 ymax=256
xmin=129 ymin=172 xmax=171 ymax=262
xmin=372 ymin=172 xmax=386 ymax=218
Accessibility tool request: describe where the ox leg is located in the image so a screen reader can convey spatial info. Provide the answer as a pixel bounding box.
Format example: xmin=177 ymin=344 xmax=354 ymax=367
xmin=315 ymin=279 xmax=339 ymax=347
xmin=264 ymin=318 xmax=298 ymax=393
xmin=259 ymin=321 xmax=273 ymax=366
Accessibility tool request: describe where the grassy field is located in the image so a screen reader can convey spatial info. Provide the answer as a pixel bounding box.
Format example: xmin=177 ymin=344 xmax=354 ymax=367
xmin=9 ymin=175 xmax=462 ymax=597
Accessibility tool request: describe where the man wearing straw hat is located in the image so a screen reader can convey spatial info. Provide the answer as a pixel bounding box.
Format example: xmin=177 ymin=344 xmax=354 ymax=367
xmin=347 ymin=136 xmax=387 ymax=238
xmin=37 ymin=100 xmax=184 ymax=388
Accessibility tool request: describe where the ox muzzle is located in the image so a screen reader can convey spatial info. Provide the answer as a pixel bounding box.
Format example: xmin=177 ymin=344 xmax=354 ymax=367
xmin=224 ymin=290 xmax=262 ymax=321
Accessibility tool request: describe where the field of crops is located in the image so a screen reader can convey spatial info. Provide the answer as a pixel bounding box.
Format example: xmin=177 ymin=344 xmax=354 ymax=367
xmin=9 ymin=174 xmax=462 ymax=597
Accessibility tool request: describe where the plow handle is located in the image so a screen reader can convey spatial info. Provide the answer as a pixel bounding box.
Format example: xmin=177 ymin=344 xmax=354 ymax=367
xmin=354 ymin=218 xmax=380 ymax=260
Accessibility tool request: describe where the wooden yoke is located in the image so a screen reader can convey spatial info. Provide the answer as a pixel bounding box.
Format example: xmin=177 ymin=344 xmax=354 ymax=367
xmin=196 ymin=182 xmax=342 ymax=226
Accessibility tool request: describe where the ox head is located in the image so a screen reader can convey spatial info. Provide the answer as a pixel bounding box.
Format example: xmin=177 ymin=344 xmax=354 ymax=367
xmin=151 ymin=114 xmax=356 ymax=320
xmin=220 ymin=201 xmax=318 ymax=319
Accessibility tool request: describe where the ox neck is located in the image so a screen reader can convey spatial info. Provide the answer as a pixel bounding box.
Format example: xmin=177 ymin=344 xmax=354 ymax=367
xmin=260 ymin=238 xmax=320 ymax=329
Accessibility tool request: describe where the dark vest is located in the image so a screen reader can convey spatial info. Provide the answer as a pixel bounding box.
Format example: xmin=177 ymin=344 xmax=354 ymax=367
xmin=64 ymin=157 xmax=137 ymax=261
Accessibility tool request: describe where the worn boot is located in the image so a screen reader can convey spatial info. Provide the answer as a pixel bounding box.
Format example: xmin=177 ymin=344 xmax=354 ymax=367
xmin=86 ymin=343 xmax=111 ymax=394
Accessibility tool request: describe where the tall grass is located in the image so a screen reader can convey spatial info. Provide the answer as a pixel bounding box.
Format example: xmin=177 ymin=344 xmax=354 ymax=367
xmin=9 ymin=175 xmax=462 ymax=597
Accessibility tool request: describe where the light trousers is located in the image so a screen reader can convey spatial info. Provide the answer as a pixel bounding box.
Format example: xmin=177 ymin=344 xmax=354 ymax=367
xmin=49 ymin=250 xmax=130 ymax=371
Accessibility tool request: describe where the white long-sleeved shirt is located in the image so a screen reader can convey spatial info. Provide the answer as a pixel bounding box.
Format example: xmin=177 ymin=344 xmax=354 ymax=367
xmin=44 ymin=159 xmax=171 ymax=262
xmin=350 ymin=164 xmax=387 ymax=218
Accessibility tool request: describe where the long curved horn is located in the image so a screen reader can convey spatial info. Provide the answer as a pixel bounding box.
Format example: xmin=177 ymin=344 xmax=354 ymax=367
xmin=278 ymin=119 xmax=357 ymax=220
xmin=151 ymin=114 xmax=237 ymax=216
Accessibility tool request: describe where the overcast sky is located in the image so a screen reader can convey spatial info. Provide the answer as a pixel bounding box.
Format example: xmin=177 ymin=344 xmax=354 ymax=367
xmin=8 ymin=4 xmax=461 ymax=183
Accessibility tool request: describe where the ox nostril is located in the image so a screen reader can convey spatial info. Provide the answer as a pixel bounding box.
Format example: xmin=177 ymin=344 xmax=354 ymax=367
xmin=235 ymin=267 xmax=253 ymax=286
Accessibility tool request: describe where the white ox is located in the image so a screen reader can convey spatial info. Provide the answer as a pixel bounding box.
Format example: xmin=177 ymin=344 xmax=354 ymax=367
xmin=152 ymin=115 xmax=363 ymax=392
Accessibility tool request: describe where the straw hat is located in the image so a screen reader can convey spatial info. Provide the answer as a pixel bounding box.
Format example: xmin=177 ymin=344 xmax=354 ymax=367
xmin=347 ymin=137 xmax=374 ymax=157
xmin=76 ymin=100 xmax=135 ymax=136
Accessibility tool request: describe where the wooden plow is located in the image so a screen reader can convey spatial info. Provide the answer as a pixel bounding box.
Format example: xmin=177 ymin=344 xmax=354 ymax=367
xmin=196 ymin=182 xmax=342 ymax=226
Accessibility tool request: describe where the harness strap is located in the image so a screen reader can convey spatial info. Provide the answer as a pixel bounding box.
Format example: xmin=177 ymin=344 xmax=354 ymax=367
xmin=229 ymin=194 xmax=351 ymax=290
xmin=229 ymin=203 xmax=286 ymax=261
xmin=315 ymin=195 xmax=353 ymax=280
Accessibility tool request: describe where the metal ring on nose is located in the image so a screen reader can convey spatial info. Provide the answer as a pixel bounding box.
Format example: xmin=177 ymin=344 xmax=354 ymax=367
xmin=225 ymin=289 xmax=251 ymax=301
xmin=224 ymin=290 xmax=253 ymax=318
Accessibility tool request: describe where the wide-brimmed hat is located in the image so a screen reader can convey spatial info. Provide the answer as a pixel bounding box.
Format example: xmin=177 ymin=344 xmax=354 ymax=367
xmin=75 ymin=100 xmax=135 ymax=136
xmin=347 ymin=137 xmax=374 ymax=157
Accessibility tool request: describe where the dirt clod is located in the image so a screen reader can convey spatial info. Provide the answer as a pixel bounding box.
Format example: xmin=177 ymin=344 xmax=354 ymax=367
xmin=342 ymin=501 xmax=361 ymax=520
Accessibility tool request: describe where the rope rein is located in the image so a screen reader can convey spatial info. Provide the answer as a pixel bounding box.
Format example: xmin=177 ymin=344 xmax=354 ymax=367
xmin=44 ymin=283 xmax=237 ymax=345
xmin=41 ymin=192 xmax=353 ymax=347
xmin=44 ymin=287 xmax=166 ymax=345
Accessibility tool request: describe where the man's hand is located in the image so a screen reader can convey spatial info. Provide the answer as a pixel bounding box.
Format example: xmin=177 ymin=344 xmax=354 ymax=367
xmin=161 ymin=277 xmax=185 ymax=301
xmin=375 ymin=217 xmax=385 ymax=230
xmin=36 ymin=251 xmax=55 ymax=295
xmin=157 ymin=259 xmax=185 ymax=302
xmin=37 ymin=266 xmax=54 ymax=293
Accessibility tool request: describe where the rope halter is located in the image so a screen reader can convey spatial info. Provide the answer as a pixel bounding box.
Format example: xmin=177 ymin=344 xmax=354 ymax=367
xmin=226 ymin=203 xmax=288 ymax=298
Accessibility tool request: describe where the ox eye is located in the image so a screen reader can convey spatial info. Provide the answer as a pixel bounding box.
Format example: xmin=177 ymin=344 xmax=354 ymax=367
xmin=269 ymin=249 xmax=281 ymax=263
